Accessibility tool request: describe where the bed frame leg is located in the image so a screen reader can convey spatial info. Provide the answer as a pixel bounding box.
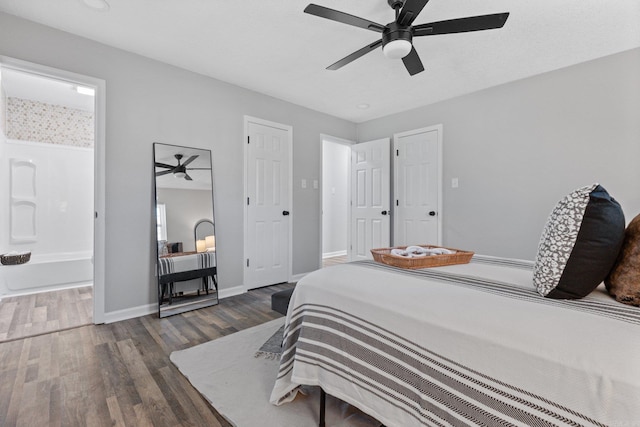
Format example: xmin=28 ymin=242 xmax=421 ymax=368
xmin=319 ymin=388 xmax=326 ymax=427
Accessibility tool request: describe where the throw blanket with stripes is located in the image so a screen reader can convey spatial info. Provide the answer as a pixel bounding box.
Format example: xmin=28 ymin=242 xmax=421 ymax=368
xmin=158 ymin=252 xmax=216 ymax=276
xmin=270 ymin=259 xmax=640 ymax=426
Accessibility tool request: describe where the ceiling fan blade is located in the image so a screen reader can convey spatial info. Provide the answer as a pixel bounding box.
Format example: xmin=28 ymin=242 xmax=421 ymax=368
xmin=304 ymin=4 xmax=386 ymax=33
xmin=186 ymin=167 xmax=211 ymax=170
xmin=155 ymin=170 xmax=173 ymax=177
xmin=397 ymin=0 xmax=430 ymax=27
xmin=181 ymin=155 xmax=198 ymax=167
xmin=327 ymin=40 xmax=383 ymax=70
xmin=402 ymin=47 xmax=425 ymax=76
xmin=184 ymin=173 xmax=193 ymax=181
xmin=154 ymin=162 xmax=175 ymax=169
xmin=414 ymin=13 xmax=509 ymax=37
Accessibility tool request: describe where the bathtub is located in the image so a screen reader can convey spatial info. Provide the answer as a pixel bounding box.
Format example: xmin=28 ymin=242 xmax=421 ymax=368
xmin=0 ymin=251 xmax=93 ymax=297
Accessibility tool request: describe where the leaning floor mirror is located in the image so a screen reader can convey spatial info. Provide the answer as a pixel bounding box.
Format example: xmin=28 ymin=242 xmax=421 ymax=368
xmin=153 ymin=142 xmax=218 ymax=317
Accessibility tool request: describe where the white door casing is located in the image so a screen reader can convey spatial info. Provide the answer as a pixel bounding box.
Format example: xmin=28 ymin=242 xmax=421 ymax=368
xmin=393 ymin=125 xmax=443 ymax=247
xmin=0 ymin=56 xmax=106 ymax=323
xmin=244 ymin=117 xmax=292 ymax=289
xmin=350 ymin=138 xmax=391 ymax=261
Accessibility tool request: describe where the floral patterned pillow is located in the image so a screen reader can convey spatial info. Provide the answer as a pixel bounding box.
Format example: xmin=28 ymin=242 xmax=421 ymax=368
xmin=533 ymin=184 xmax=625 ymax=299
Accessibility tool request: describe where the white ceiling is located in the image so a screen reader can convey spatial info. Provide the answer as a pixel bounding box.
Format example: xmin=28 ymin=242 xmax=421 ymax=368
xmin=0 ymin=0 xmax=638 ymax=123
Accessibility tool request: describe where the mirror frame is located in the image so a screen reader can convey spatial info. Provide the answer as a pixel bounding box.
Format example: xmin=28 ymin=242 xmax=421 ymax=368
xmin=153 ymin=142 xmax=218 ymax=317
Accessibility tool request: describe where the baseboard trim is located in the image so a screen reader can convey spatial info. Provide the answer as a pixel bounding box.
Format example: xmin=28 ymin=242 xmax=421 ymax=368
xmin=103 ymin=303 xmax=156 ymax=324
xmin=322 ymin=250 xmax=347 ymax=259
xmin=100 ymin=283 xmax=286 ymax=324
xmin=218 ymin=285 xmax=246 ymax=300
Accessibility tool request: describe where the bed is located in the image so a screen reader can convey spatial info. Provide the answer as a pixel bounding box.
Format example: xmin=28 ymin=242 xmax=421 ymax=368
xmin=158 ymin=252 xmax=217 ymax=304
xmin=270 ymin=257 xmax=640 ymax=426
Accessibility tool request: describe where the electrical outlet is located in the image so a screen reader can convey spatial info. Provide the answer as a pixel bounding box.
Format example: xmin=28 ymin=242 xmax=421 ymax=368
xmin=452 ymin=178 xmax=459 ymax=188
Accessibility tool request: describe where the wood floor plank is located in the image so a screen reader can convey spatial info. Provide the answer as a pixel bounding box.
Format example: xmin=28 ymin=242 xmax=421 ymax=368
xmin=132 ymin=402 xmax=155 ymax=427
xmin=0 ymin=286 xmax=93 ymax=343
xmin=97 ymin=341 xmax=142 ymax=424
xmin=156 ymin=364 xmax=224 ymax=427
xmin=48 ymin=377 xmax=62 ymax=427
xmin=0 ymin=282 xmax=296 ymax=427
xmin=4 ymin=339 xmax=30 ymax=426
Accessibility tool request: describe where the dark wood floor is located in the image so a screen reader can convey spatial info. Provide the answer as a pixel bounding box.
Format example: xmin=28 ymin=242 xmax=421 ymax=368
xmin=0 ymin=286 xmax=93 ymax=343
xmin=0 ymin=282 xmax=294 ymax=427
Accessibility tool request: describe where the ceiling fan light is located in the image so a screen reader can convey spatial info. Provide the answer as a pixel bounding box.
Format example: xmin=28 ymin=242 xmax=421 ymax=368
xmin=174 ymin=171 xmax=187 ymax=179
xmin=383 ymin=39 xmax=412 ymax=59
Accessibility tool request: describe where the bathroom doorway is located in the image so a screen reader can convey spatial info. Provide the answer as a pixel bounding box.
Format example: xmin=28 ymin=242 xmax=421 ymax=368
xmin=0 ymin=59 xmax=105 ymax=340
xmin=321 ymin=135 xmax=352 ymax=269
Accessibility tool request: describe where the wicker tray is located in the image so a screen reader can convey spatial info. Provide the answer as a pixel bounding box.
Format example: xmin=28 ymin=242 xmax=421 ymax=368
xmin=0 ymin=252 xmax=31 ymax=266
xmin=371 ymin=245 xmax=474 ymax=269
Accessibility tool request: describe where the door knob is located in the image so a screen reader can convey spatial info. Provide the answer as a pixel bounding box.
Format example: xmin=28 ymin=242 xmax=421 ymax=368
xmin=381 ymin=210 xmax=388 ymax=215
xmin=428 ymin=211 xmax=436 ymax=216
xmin=282 ymin=211 xmax=290 ymax=216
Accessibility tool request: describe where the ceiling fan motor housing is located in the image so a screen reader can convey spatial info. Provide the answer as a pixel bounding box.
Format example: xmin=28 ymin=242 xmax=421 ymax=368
xmin=382 ymin=21 xmax=413 ymax=47
xmin=382 ymin=21 xmax=413 ymax=58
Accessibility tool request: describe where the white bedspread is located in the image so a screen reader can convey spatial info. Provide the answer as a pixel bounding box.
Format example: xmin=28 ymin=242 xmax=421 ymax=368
xmin=270 ymin=259 xmax=640 ymax=427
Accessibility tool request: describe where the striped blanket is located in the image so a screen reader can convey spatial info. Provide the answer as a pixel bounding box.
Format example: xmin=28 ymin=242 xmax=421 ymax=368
xmin=270 ymin=259 xmax=640 ymax=426
xmin=158 ymin=252 xmax=216 ymax=276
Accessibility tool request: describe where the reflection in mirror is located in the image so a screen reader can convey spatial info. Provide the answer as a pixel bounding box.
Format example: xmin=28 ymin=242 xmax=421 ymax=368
xmin=153 ymin=142 xmax=218 ymax=317
xmin=194 ymin=219 xmax=215 ymax=253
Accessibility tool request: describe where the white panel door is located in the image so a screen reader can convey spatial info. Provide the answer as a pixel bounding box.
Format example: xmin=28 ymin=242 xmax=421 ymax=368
xmin=350 ymin=138 xmax=391 ymax=261
xmin=393 ymin=125 xmax=442 ymax=246
xmin=246 ymin=118 xmax=291 ymax=289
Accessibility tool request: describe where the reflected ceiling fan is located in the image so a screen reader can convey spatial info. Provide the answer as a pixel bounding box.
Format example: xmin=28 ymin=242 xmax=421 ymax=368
xmin=305 ymin=0 xmax=509 ymax=75
xmin=155 ymin=154 xmax=209 ymax=181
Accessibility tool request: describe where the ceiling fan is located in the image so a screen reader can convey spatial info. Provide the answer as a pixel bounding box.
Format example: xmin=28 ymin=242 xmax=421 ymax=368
xmin=304 ymin=0 xmax=509 ymax=76
xmin=154 ymin=154 xmax=209 ymax=181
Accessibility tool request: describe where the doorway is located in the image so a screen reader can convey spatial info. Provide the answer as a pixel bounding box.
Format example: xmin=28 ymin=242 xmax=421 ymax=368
xmin=0 ymin=56 xmax=106 ymax=336
xmin=321 ymin=135 xmax=351 ymax=268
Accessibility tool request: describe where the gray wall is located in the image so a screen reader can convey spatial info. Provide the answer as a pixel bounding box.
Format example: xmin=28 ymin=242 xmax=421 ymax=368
xmin=0 ymin=12 xmax=356 ymax=314
xmin=357 ymin=48 xmax=640 ymax=260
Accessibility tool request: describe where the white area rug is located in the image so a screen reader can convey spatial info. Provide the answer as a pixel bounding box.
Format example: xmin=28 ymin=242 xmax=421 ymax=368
xmin=170 ymin=318 xmax=380 ymax=427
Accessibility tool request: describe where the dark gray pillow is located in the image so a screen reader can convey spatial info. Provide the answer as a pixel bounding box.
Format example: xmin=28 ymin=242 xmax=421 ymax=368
xmin=533 ymin=184 xmax=625 ymax=299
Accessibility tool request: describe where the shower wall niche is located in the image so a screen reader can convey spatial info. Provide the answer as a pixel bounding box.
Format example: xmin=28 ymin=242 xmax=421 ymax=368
xmin=10 ymin=158 xmax=37 ymax=243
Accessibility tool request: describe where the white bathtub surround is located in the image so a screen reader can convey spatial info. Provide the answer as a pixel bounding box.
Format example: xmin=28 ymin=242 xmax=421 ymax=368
xmin=0 ymin=251 xmax=93 ymax=297
xmin=0 ymin=139 xmax=94 ymax=297
xmin=1 ymin=139 xmax=94 ymax=258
